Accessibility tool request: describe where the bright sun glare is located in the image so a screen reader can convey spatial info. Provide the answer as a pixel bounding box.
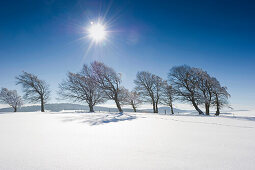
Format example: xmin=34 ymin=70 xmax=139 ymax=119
xmin=88 ymin=22 xmax=106 ymax=42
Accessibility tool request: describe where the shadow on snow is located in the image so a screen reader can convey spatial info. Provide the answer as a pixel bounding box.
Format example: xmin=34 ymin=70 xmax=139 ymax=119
xmin=61 ymin=112 xmax=137 ymax=125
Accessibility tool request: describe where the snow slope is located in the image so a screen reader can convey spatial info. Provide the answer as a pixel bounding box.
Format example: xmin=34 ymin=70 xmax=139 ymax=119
xmin=0 ymin=111 xmax=254 ymax=170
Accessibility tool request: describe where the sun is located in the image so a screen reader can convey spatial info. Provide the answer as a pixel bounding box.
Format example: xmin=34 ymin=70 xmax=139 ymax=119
xmin=88 ymin=22 xmax=107 ymax=43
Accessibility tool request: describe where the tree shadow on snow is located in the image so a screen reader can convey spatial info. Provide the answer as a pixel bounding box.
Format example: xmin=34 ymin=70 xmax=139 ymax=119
xmin=62 ymin=112 xmax=137 ymax=125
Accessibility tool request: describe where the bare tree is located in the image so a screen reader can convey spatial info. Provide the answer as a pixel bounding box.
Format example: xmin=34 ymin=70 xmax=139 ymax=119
xmin=168 ymin=65 xmax=204 ymax=114
xmin=194 ymin=69 xmax=215 ymax=115
xmin=0 ymin=88 xmax=23 ymax=112
xmin=90 ymin=61 xmax=126 ymax=112
xmin=117 ymin=86 xmax=130 ymax=107
xmin=59 ymin=65 xmax=106 ymax=112
xmin=134 ymin=71 xmax=165 ymax=113
xmin=211 ymin=78 xmax=230 ymax=116
xmin=126 ymin=90 xmax=142 ymax=112
xmin=16 ymin=71 xmax=50 ymax=112
xmin=162 ymin=83 xmax=175 ymax=114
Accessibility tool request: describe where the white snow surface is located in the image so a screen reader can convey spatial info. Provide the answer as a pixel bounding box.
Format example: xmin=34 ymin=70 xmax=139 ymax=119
xmin=0 ymin=110 xmax=255 ymax=170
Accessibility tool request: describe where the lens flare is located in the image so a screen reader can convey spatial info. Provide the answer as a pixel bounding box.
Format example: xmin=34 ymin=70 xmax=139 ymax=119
xmin=88 ymin=22 xmax=106 ymax=42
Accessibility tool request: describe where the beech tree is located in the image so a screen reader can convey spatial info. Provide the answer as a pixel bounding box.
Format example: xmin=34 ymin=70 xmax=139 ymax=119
xmin=0 ymin=88 xmax=23 ymax=112
xmin=168 ymin=65 xmax=204 ymax=114
xmin=16 ymin=71 xmax=50 ymax=112
xmin=211 ymin=78 xmax=230 ymax=116
xmin=193 ymin=69 xmax=230 ymax=115
xmin=59 ymin=65 xmax=106 ymax=112
xmin=134 ymin=71 xmax=165 ymax=113
xmin=127 ymin=90 xmax=142 ymax=112
xmin=90 ymin=61 xmax=126 ymax=112
xmin=162 ymin=83 xmax=175 ymax=114
xmin=194 ymin=69 xmax=214 ymax=115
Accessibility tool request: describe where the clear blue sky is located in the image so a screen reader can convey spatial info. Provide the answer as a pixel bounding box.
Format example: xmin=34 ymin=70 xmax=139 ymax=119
xmin=0 ymin=0 xmax=254 ymax=108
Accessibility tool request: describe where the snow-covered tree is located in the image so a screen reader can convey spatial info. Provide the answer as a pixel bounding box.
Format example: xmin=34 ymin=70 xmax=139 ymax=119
xmin=134 ymin=71 xmax=165 ymax=113
xmin=194 ymin=68 xmax=215 ymax=115
xmin=169 ymin=65 xmax=230 ymax=115
xmin=59 ymin=65 xmax=106 ymax=112
xmin=0 ymin=88 xmax=23 ymax=112
xmin=168 ymin=65 xmax=204 ymax=114
xmin=211 ymin=78 xmax=231 ymax=116
xmin=117 ymin=87 xmax=130 ymax=106
xmin=90 ymin=61 xmax=126 ymax=112
xmin=16 ymin=71 xmax=50 ymax=112
xmin=162 ymin=83 xmax=175 ymax=114
xmin=126 ymin=90 xmax=142 ymax=112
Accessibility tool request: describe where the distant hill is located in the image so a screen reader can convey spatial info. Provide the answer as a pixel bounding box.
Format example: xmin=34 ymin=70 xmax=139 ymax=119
xmin=0 ymin=103 xmax=120 ymax=112
xmin=0 ymin=103 xmax=191 ymax=114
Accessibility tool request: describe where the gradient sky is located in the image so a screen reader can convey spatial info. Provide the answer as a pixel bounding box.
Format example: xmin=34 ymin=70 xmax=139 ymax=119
xmin=0 ymin=0 xmax=255 ymax=108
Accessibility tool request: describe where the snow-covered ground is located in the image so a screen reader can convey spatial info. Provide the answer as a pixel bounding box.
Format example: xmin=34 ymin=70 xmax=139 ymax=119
xmin=0 ymin=110 xmax=254 ymax=170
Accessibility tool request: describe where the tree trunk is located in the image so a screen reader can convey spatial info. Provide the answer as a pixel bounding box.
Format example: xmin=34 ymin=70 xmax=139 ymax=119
xmin=191 ymin=99 xmax=203 ymax=114
xmin=89 ymin=103 xmax=94 ymax=112
xmin=215 ymin=95 xmax=220 ymax=116
xmin=169 ymin=103 xmax=174 ymax=114
xmin=41 ymin=97 xmax=45 ymax=112
xmin=13 ymin=107 xmax=17 ymax=112
xmin=131 ymin=103 xmax=137 ymax=112
xmin=215 ymin=108 xmax=220 ymax=116
xmin=115 ymin=99 xmax=123 ymax=113
xmin=155 ymin=103 xmax=158 ymax=113
xmin=152 ymin=102 xmax=156 ymax=113
xmin=205 ymin=103 xmax=210 ymax=115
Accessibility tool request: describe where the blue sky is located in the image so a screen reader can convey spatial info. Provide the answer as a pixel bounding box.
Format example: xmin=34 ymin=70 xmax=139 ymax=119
xmin=0 ymin=0 xmax=255 ymax=108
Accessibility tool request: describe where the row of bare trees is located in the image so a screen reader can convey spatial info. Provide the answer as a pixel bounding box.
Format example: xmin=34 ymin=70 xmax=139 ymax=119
xmin=169 ymin=65 xmax=230 ymax=115
xmin=58 ymin=62 xmax=172 ymax=114
xmin=0 ymin=61 xmax=230 ymax=115
xmin=58 ymin=62 xmax=230 ymax=115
